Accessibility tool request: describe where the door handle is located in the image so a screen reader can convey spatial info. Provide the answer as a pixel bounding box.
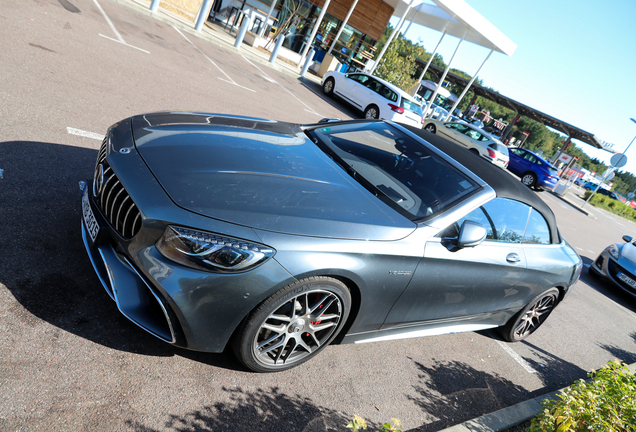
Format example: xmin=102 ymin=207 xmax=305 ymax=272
xmin=506 ymin=253 xmax=521 ymax=263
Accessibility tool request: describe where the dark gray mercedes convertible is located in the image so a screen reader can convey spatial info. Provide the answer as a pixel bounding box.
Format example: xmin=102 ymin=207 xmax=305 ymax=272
xmin=81 ymin=112 xmax=582 ymax=372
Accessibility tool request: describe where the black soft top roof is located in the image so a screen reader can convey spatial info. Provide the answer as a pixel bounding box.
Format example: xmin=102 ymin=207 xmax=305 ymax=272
xmin=401 ymin=124 xmax=560 ymax=244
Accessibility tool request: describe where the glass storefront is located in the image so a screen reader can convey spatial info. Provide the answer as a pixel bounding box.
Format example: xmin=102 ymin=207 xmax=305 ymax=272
xmin=276 ymin=0 xmax=377 ymax=71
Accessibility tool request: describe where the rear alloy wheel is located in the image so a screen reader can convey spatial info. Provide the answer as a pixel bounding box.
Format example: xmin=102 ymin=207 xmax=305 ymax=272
xmin=498 ymin=287 xmax=560 ymax=341
xmin=424 ymin=123 xmax=436 ymax=133
xmin=322 ymin=78 xmax=335 ymax=96
xmin=233 ymin=277 xmax=351 ymax=372
xmin=521 ymin=172 xmax=537 ymax=188
xmin=364 ymin=105 xmax=379 ymax=119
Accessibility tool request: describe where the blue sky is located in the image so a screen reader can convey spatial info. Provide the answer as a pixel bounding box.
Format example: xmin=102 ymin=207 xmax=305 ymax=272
xmin=392 ymin=0 xmax=636 ymax=175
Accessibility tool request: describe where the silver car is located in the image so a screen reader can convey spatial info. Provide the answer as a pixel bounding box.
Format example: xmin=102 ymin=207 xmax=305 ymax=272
xmin=590 ymin=235 xmax=636 ymax=296
xmin=81 ymin=113 xmax=582 ymax=372
xmin=423 ymin=119 xmax=509 ymax=169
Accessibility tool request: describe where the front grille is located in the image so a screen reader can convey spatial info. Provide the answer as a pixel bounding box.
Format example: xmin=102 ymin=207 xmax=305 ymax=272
xmin=607 ymin=259 xmax=636 ymax=295
xmin=93 ymin=139 xmax=141 ymax=239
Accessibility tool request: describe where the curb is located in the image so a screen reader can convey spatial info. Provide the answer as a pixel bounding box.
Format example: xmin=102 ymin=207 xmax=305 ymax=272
xmin=437 ymin=362 xmax=636 ymax=431
xmin=548 ymin=186 xmax=595 ymax=219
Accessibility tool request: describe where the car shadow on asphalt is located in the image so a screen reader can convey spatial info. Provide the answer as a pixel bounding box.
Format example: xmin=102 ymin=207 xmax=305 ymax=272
xmin=126 ymin=385 xmax=353 ymax=432
xmin=0 ymin=140 xmax=242 ymax=370
xmin=406 ymin=357 xmax=539 ymax=431
xmin=578 ymin=255 xmax=636 ymax=315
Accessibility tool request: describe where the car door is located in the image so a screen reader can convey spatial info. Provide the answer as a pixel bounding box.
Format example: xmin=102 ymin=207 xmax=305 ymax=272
xmin=439 ymin=122 xmax=470 ymax=146
xmin=382 ymin=198 xmax=532 ymax=328
xmin=335 ymin=73 xmax=369 ymax=109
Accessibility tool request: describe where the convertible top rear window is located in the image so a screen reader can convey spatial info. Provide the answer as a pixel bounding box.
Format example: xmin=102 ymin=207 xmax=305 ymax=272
xmin=309 ymin=122 xmax=479 ymax=220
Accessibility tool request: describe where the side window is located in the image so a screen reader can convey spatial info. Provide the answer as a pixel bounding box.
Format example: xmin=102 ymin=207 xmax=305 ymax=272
xmin=348 ymin=74 xmax=367 ymax=85
xmin=509 ymin=148 xmax=522 ymax=156
xmin=447 ymin=123 xmax=469 ymax=133
xmin=482 ymin=198 xmax=531 ymax=243
xmin=524 ymin=153 xmax=537 ymax=163
xmin=439 ymin=206 xmax=494 ymax=240
xmin=523 ymin=209 xmax=551 ymax=244
xmin=380 ymin=86 xmax=397 ymax=102
xmin=366 ymin=79 xmax=382 ymax=94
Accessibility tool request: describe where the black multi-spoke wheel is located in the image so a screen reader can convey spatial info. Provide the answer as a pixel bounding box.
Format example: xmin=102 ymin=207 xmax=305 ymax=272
xmin=499 ymin=288 xmax=560 ymax=341
xmin=233 ymin=277 xmax=351 ymax=372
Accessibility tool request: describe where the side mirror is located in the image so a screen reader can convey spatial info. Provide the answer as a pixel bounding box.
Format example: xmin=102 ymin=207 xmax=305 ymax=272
xmin=457 ymin=220 xmax=487 ymax=249
xmin=623 ymin=235 xmax=633 ymax=243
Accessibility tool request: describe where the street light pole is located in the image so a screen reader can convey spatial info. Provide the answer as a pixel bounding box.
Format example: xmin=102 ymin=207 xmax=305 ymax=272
xmin=582 ymin=118 xmax=636 ymax=209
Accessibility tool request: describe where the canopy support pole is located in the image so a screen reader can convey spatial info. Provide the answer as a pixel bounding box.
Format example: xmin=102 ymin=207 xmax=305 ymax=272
xmin=260 ymin=0 xmax=279 ymax=37
xmin=445 ymin=49 xmax=493 ymax=122
xmin=369 ymin=0 xmax=416 ymax=74
xmin=328 ymin=0 xmax=359 ymax=55
xmin=410 ymin=29 xmax=447 ymax=97
xmin=421 ymin=27 xmax=468 ymax=119
xmin=297 ymin=0 xmax=332 ymax=66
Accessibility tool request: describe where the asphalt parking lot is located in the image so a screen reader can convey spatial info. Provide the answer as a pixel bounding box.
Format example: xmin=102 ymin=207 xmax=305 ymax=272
xmin=1 ymin=1 xmax=635 ymax=431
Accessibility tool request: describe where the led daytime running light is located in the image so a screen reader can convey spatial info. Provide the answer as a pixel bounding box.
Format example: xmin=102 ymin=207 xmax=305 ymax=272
xmin=157 ymin=226 xmax=275 ymax=272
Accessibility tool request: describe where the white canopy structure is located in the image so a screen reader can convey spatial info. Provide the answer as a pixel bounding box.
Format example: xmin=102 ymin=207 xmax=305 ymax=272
xmin=373 ymin=0 xmax=516 ymax=118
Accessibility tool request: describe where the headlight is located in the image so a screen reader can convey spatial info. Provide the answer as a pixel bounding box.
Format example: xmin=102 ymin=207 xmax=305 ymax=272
xmin=156 ymin=226 xmax=275 ymax=273
xmin=607 ymin=244 xmax=620 ymax=260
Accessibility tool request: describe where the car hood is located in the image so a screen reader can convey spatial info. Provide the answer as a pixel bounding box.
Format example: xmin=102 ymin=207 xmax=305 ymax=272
xmin=131 ymin=113 xmax=415 ymax=240
xmin=620 ymin=242 xmax=636 ymax=265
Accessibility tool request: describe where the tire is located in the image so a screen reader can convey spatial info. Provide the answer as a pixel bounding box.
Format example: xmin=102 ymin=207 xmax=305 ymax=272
xmin=424 ymin=123 xmax=436 ymax=133
xmin=521 ymin=172 xmax=537 ymax=188
xmin=322 ymin=78 xmax=335 ymax=96
xmin=233 ymin=277 xmax=351 ymax=372
xmin=498 ymin=287 xmax=560 ymax=342
xmin=364 ymin=104 xmax=379 ymax=120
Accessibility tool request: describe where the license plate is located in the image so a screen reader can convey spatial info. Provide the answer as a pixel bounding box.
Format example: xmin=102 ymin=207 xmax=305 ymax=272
xmin=82 ymin=188 xmax=99 ymax=243
xmin=618 ymin=272 xmax=636 ymax=288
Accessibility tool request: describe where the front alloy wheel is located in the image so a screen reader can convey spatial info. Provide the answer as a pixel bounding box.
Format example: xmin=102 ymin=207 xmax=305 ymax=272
xmin=364 ymin=105 xmax=379 ymax=119
xmin=322 ymin=78 xmax=334 ymax=96
xmin=233 ymin=277 xmax=351 ymax=372
xmin=521 ymin=173 xmax=537 ymax=187
xmin=499 ymin=288 xmax=559 ymax=341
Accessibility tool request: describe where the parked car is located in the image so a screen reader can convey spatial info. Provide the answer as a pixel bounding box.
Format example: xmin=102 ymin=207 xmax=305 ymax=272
xmin=81 ymin=113 xmax=582 ymax=372
xmin=321 ymin=71 xmax=423 ymax=128
xmin=583 ymin=181 xmax=599 ymax=190
xmin=590 ymin=235 xmax=636 ymax=297
xmin=422 ymin=119 xmax=509 ymax=169
xmin=573 ymin=178 xmax=585 ymax=186
xmin=596 ymin=188 xmax=619 ymax=200
xmin=507 ymin=147 xmax=559 ymax=191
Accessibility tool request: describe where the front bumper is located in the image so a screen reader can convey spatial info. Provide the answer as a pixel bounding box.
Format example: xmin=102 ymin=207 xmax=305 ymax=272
xmin=80 ymin=123 xmax=295 ymax=352
xmin=590 ymin=251 xmax=636 ymax=297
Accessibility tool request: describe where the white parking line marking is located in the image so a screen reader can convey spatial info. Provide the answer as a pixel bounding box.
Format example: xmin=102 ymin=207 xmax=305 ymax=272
xmin=494 ymin=339 xmax=537 ymax=373
xmin=79 ymin=181 xmax=86 ymax=191
xmin=241 ymin=56 xmax=278 ymax=83
xmin=240 ymin=55 xmax=323 ymax=117
xmin=174 ymin=26 xmax=255 ymax=93
xmin=0 ymin=168 xmax=4 ymax=179
xmin=93 ymin=0 xmax=149 ymax=53
xmin=67 ymin=127 xmax=105 ymax=140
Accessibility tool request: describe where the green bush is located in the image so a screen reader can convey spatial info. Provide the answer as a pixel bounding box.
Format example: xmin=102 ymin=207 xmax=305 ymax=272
xmin=528 ymin=361 xmax=636 ymax=431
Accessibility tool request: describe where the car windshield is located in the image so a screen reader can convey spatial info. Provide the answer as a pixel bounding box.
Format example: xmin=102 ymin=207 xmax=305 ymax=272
xmin=308 ymin=122 xmax=479 ymax=220
xmin=400 ymin=98 xmax=423 ymax=116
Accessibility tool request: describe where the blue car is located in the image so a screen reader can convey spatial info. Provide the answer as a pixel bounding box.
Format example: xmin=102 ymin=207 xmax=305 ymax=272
xmin=507 ymin=147 xmax=559 ymax=191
